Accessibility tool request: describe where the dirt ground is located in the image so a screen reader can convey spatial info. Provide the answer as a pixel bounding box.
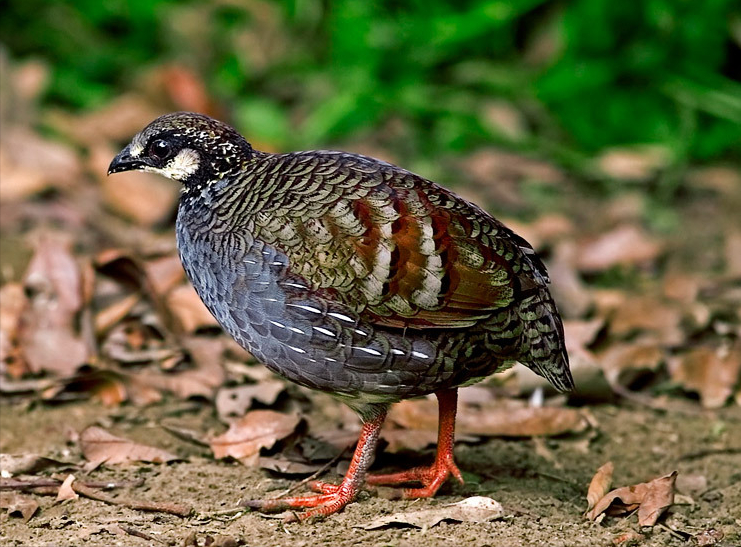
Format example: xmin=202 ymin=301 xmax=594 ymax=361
xmin=1 ymin=395 xmax=739 ymax=547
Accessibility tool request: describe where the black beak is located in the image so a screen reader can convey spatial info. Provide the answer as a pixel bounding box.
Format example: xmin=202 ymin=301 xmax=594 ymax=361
xmin=107 ymin=145 xmax=144 ymax=175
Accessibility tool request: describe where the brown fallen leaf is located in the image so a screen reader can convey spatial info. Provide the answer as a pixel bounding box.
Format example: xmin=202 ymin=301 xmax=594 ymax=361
xmin=637 ymin=472 xmax=677 ymax=526
xmin=137 ymin=336 xmax=226 ymax=400
xmin=0 ymin=491 xmax=39 ymax=522
xmin=577 ymin=225 xmax=663 ymax=272
xmin=668 ymin=344 xmax=741 ymax=409
xmin=586 ymin=461 xmax=614 ymax=512
xmin=209 ymin=410 xmax=301 ymax=466
xmin=94 ymin=294 xmax=140 ymax=335
xmin=586 ymin=470 xmax=677 ymax=527
xmin=0 ymin=453 xmax=74 ymax=476
xmin=143 ymin=254 xmax=185 ymax=297
xmin=79 ymin=426 xmax=180 ymax=467
xmin=0 ymin=126 xmax=81 ymax=202
xmin=598 ymin=341 xmax=665 ymax=390
xmin=166 ymin=284 xmax=220 ymax=333
xmin=608 ymin=294 xmax=683 ymax=345
xmin=548 ymin=241 xmax=594 ymax=318
xmin=380 ymin=427 xmax=439 ymax=453
xmin=258 ymin=456 xmax=322 ymax=476
xmin=215 ymin=381 xmax=285 ymax=421
xmin=388 ymin=398 xmax=590 ymax=437
xmin=40 ymin=367 xmax=154 ymax=406
xmin=362 ymin=496 xmax=504 ymax=530
xmin=19 ymin=233 xmax=89 ymax=375
xmin=56 ymin=474 xmax=79 ymax=501
xmin=0 ymin=282 xmax=28 ymax=366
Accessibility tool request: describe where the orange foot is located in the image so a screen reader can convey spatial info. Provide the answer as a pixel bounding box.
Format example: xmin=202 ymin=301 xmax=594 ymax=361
xmin=241 ymin=411 xmax=386 ymax=522
xmin=368 ymin=389 xmax=463 ymax=498
xmin=242 ymin=481 xmax=359 ymax=522
xmin=365 ymin=456 xmax=463 ymax=498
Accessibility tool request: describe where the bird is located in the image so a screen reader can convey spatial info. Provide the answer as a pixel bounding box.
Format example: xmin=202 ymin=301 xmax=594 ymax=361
xmin=109 ymin=111 xmax=573 ymax=522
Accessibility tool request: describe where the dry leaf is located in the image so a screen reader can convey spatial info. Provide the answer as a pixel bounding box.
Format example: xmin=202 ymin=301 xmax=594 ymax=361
xmin=668 ymin=344 xmax=741 ymax=409
xmin=215 ymin=381 xmax=285 ymax=421
xmin=79 ymin=426 xmax=180 ymax=467
xmin=586 ymin=461 xmax=614 ymax=512
xmin=362 ymin=496 xmax=504 ymax=530
xmin=548 ymin=241 xmax=593 ymax=318
xmin=380 ymin=427 xmax=439 ymax=453
xmin=209 ymin=410 xmax=301 ymax=466
xmin=0 ymin=453 xmax=73 ymax=476
xmin=258 ymin=456 xmax=322 ymax=476
xmin=0 ymin=126 xmax=81 ymax=202
xmin=143 ymin=255 xmax=185 ymax=296
xmin=0 ymin=283 xmax=27 ymax=349
xmin=20 ymin=233 xmax=89 ymax=375
xmin=577 ymin=225 xmax=663 ymax=272
xmin=0 ymin=491 xmax=39 ymax=522
xmin=138 ymin=336 xmax=226 ymax=400
xmin=166 ymin=284 xmax=219 ymax=333
xmin=608 ymin=295 xmax=683 ymax=345
xmin=94 ymin=294 xmax=140 ymax=335
xmin=586 ymin=470 xmax=677 ymax=527
xmin=637 ymin=471 xmax=677 ymax=526
xmin=41 ymin=367 xmax=152 ymax=406
xmin=388 ymin=398 xmax=590 ymax=437
xmin=56 ymin=474 xmax=79 ymax=501
xmin=599 ymin=341 xmax=665 ymax=389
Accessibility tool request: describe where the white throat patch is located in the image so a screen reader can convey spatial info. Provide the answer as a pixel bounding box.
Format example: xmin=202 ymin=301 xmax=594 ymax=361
xmin=157 ymin=148 xmax=200 ymax=181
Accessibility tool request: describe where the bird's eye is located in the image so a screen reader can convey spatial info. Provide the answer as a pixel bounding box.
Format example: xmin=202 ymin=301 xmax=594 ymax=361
xmin=149 ymin=139 xmax=172 ymax=161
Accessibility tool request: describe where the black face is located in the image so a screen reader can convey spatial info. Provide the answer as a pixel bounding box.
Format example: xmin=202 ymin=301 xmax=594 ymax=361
xmin=108 ymin=112 xmax=254 ymax=188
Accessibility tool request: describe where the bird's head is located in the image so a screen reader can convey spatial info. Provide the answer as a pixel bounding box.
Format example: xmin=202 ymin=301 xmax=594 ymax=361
xmin=108 ymin=112 xmax=254 ymax=190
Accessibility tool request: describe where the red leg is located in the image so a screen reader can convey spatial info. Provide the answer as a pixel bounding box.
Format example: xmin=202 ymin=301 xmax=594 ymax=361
xmin=242 ymin=409 xmax=386 ymax=522
xmin=366 ymin=389 xmax=463 ymax=498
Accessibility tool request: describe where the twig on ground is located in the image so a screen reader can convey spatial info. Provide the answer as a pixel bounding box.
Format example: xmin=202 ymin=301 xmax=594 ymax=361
xmin=0 ymin=477 xmax=144 ymax=491
xmin=119 ymin=525 xmax=167 ymax=544
xmin=72 ymin=482 xmax=192 ymax=517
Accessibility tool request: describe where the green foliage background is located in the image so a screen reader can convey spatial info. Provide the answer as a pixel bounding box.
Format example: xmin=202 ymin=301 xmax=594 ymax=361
xmin=3 ymin=0 xmax=740 ymax=166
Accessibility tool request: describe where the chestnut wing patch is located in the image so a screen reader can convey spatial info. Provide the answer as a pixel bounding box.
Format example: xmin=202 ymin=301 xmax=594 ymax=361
xmin=350 ymin=186 xmax=522 ymax=329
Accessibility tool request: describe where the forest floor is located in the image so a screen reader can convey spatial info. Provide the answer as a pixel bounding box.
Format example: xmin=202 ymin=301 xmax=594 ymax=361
xmin=2 ymin=395 xmax=740 ymax=547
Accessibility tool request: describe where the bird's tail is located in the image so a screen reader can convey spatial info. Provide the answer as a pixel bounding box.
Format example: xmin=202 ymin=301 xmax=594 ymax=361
xmin=518 ymin=288 xmax=574 ymax=392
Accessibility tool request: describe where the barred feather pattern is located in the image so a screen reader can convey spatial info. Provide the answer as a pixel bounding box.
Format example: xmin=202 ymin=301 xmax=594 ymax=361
xmin=177 ymin=147 xmax=573 ymax=413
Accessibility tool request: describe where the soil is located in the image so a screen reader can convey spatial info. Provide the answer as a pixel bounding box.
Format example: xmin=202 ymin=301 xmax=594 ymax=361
xmin=1 ymin=396 xmax=739 ymax=547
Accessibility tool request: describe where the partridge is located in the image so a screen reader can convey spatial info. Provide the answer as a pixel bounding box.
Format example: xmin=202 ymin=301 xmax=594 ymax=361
xmin=109 ymin=112 xmax=573 ymax=521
